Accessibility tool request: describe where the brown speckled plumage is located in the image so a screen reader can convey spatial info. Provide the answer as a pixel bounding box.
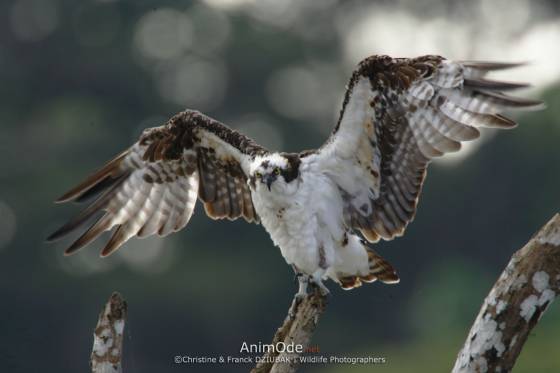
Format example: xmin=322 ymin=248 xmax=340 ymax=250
xmin=48 ymin=111 xmax=265 ymax=256
xmin=317 ymin=55 xmax=542 ymax=244
xmin=49 ymin=55 xmax=542 ymax=291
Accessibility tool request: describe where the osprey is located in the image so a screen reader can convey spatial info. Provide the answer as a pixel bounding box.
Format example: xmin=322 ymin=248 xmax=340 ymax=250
xmin=48 ymin=55 xmax=542 ymax=295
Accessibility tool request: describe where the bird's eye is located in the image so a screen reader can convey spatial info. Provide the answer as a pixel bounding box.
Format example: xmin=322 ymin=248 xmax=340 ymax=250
xmin=255 ymin=172 xmax=262 ymax=179
xmin=273 ymin=167 xmax=281 ymax=175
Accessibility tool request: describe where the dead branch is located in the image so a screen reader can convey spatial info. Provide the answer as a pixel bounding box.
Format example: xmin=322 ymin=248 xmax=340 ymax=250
xmin=453 ymin=213 xmax=560 ymax=372
xmin=251 ymin=289 xmax=327 ymax=373
xmin=91 ymin=292 xmax=128 ymax=373
xmin=83 ymin=215 xmax=559 ymax=373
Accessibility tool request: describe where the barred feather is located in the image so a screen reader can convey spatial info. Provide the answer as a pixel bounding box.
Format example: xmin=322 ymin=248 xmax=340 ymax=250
xmin=315 ymin=55 xmax=543 ymax=243
xmin=339 ymin=249 xmax=399 ymax=290
xmin=49 ymin=110 xmax=265 ymax=256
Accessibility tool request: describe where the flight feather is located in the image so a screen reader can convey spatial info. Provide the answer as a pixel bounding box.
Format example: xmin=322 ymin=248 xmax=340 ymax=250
xmin=48 ymin=110 xmax=267 ymax=256
xmin=311 ymin=55 xmax=542 ymax=243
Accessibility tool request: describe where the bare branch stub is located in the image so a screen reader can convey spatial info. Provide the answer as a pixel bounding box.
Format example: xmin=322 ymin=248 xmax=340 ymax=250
xmin=251 ymin=289 xmax=327 ymax=373
xmin=91 ymin=292 xmax=128 ymax=373
xmin=453 ymin=213 xmax=560 ymax=373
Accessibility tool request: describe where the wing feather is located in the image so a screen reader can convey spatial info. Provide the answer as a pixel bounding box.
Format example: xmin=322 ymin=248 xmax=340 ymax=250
xmin=136 ymin=184 xmax=166 ymax=237
xmin=312 ymin=55 xmax=542 ymax=242
xmin=49 ymin=110 xmax=266 ymax=256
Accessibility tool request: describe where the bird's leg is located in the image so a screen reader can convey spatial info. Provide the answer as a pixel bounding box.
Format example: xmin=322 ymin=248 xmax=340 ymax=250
xmin=292 ymin=265 xmax=308 ymax=300
xmin=296 ymin=274 xmax=309 ymax=299
xmin=311 ymin=270 xmax=330 ymax=297
xmin=292 ymin=265 xmax=301 ymax=283
xmin=288 ymin=266 xmax=309 ymax=319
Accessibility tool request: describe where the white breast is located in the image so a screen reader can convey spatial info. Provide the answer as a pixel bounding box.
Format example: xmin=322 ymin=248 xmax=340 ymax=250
xmin=251 ymin=161 xmax=345 ymax=275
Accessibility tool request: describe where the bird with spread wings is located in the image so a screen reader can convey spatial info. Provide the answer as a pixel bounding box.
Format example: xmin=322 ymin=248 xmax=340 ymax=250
xmin=49 ymin=55 xmax=542 ymax=295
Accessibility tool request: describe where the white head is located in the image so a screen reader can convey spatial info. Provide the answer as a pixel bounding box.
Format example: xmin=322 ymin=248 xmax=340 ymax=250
xmin=248 ymin=153 xmax=301 ymax=195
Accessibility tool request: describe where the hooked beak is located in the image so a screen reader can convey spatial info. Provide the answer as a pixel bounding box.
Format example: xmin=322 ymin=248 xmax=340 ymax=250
xmin=263 ymin=174 xmax=276 ymax=191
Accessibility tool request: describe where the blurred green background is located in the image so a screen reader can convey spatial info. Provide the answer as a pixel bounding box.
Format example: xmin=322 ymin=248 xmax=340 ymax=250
xmin=1 ymin=0 xmax=559 ymax=372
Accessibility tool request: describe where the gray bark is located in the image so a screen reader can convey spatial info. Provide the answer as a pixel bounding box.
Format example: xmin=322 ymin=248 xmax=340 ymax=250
xmin=91 ymin=292 xmax=127 ymax=373
xmin=453 ymin=213 xmax=560 ymax=372
xmin=85 ymin=215 xmax=560 ymax=373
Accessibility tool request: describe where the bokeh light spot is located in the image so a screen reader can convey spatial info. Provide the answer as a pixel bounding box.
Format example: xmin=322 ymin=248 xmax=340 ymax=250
xmin=156 ymin=56 xmax=227 ymax=110
xmin=134 ymin=8 xmax=193 ymax=61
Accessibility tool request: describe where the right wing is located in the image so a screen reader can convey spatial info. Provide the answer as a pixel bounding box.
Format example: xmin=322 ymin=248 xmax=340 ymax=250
xmin=48 ymin=110 xmax=268 ymax=257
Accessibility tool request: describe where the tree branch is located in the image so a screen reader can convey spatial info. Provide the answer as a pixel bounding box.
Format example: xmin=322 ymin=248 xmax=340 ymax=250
xmin=91 ymin=292 xmax=128 ymax=373
xmin=251 ymin=289 xmax=327 ymax=373
xmin=83 ymin=215 xmax=559 ymax=373
xmin=453 ymin=213 xmax=560 ymax=372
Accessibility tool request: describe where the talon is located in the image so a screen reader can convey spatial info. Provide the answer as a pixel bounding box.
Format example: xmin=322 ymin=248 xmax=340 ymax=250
xmin=293 ymin=293 xmax=305 ymax=310
xmin=318 ymin=284 xmax=331 ymax=297
xmin=310 ymin=275 xmax=330 ymax=297
xmin=288 ymin=309 xmax=296 ymax=319
xmin=289 ymin=292 xmax=306 ymax=319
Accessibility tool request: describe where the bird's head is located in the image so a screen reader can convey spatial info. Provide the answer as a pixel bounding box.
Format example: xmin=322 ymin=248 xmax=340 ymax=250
xmin=249 ymin=153 xmax=301 ymax=193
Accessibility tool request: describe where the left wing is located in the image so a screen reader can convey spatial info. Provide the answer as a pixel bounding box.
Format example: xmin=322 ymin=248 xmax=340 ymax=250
xmin=48 ymin=110 xmax=268 ymax=256
xmin=310 ymin=55 xmax=543 ymax=243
